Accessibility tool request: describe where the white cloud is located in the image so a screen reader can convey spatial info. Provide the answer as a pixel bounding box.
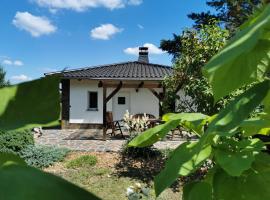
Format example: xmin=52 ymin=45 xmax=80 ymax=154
xmin=13 ymin=60 xmax=24 ymax=66
xmin=90 ymin=24 xmax=123 ymax=40
xmin=11 ymin=74 xmax=32 ymax=82
xmin=13 ymin=12 xmax=57 ymax=37
xmin=3 ymin=59 xmax=13 ymax=65
xmin=2 ymin=59 xmax=24 ymax=66
xmin=33 ymin=0 xmax=142 ymax=12
xmin=124 ymin=43 xmax=165 ymax=55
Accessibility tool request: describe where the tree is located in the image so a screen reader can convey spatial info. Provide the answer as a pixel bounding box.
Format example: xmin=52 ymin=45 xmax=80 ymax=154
xmin=0 ymin=65 xmax=10 ymax=88
xmin=188 ymin=0 xmax=262 ymax=33
xmin=161 ymin=1 xmax=263 ymax=59
xmin=162 ymin=23 xmax=229 ymax=115
xmin=130 ymin=4 xmax=270 ymax=199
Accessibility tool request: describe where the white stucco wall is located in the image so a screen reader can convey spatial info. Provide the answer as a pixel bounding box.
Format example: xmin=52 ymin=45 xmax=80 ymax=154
xmin=175 ymin=90 xmax=197 ymax=112
xmin=69 ymin=80 xmax=161 ymax=124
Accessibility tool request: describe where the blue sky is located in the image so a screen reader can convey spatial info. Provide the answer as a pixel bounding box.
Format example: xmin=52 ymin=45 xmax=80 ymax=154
xmin=0 ymin=0 xmax=210 ymax=83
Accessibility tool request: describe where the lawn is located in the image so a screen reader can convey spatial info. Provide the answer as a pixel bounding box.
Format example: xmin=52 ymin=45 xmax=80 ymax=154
xmin=45 ymin=152 xmax=182 ymax=200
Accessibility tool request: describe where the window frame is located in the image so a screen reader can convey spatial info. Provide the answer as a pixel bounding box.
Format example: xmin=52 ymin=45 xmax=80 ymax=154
xmin=87 ymin=91 xmax=98 ymax=111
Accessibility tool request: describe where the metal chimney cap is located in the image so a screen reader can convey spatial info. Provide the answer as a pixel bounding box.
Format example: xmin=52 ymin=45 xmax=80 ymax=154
xmin=138 ymin=46 xmax=149 ymax=63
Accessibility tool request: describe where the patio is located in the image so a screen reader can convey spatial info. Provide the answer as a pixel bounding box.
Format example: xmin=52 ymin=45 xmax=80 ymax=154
xmin=35 ymin=129 xmax=192 ymax=152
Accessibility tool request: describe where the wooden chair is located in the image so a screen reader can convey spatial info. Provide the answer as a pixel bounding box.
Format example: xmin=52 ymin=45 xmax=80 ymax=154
xmin=105 ymin=112 xmax=124 ymax=138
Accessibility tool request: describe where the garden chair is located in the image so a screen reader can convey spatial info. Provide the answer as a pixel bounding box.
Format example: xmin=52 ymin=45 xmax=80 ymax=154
xmin=105 ymin=112 xmax=124 ymax=138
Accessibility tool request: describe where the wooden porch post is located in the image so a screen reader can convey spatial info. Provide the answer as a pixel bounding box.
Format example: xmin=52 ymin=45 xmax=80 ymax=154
xmin=102 ymin=81 xmax=122 ymax=140
xmin=148 ymin=87 xmax=164 ymax=118
xmin=61 ymin=79 xmax=70 ymax=129
xmin=103 ymin=86 xmax=107 ymax=140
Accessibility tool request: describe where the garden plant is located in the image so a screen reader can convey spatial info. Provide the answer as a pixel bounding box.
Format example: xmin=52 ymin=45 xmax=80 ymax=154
xmin=129 ymin=3 xmax=270 ymax=199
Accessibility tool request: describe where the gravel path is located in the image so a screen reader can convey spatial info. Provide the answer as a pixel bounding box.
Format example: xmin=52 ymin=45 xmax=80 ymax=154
xmin=35 ymin=129 xmax=189 ymax=152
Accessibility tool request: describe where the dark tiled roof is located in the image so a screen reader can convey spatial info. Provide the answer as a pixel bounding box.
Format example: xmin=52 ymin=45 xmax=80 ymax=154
xmin=45 ymin=61 xmax=172 ymax=81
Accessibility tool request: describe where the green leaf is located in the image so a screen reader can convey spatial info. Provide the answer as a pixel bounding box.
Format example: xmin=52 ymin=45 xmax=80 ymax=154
xmin=162 ymin=113 xmax=208 ymax=122
xmin=0 ymin=153 xmax=26 ymax=168
xmin=215 ymin=138 xmax=265 ymax=176
xmin=129 ymin=113 xmax=209 ymax=147
xmin=206 ymin=80 xmax=270 ymax=135
xmin=163 ymin=113 xmax=209 ymax=135
xmin=128 ymin=119 xmax=180 ymax=147
xmin=252 ymin=152 xmax=270 ymax=172
xmin=0 ymin=164 xmax=101 ymax=200
xmin=213 ymin=154 xmax=270 ymax=200
xmin=154 ymin=140 xmax=212 ymax=196
xmin=203 ymin=5 xmax=270 ymax=100
xmin=0 ymin=76 xmax=61 ymax=131
xmin=263 ymin=89 xmax=270 ymax=115
xmin=239 ymin=118 xmax=270 ymax=136
xmin=183 ymin=182 xmax=212 ymax=200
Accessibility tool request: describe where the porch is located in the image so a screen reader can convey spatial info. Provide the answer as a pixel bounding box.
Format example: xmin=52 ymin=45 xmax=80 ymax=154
xmin=35 ymin=129 xmax=193 ymax=152
xmin=99 ymin=80 xmax=165 ymax=140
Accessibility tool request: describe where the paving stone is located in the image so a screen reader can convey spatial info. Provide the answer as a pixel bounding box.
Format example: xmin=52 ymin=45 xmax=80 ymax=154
xmin=35 ymin=129 xmax=190 ymax=152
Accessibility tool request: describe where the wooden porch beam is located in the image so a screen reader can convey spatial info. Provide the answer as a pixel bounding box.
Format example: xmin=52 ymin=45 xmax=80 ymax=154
xmin=103 ymin=86 xmax=107 ymax=141
xmin=149 ymin=88 xmax=162 ymax=100
xmin=98 ymin=81 xmax=103 ymax=88
xmin=136 ymin=81 xmax=144 ymax=92
xmin=105 ymin=81 xmax=123 ymax=103
xmin=103 ymin=83 xmax=162 ymax=88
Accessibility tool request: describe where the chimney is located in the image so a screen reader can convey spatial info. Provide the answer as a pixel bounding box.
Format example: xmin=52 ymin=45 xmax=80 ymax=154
xmin=138 ymin=47 xmax=149 ymax=63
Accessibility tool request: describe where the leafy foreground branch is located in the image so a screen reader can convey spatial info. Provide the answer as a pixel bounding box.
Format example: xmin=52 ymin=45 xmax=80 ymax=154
xmin=129 ymin=4 xmax=270 ymax=200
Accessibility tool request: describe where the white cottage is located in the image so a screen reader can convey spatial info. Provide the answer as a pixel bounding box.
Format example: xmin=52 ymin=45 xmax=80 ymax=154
xmin=46 ymin=47 xmax=172 ymax=139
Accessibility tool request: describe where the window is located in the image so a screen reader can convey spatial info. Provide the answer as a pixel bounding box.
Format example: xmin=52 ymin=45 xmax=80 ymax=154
xmin=118 ymin=97 xmax=126 ymax=105
xmin=88 ymin=92 xmax=98 ymax=111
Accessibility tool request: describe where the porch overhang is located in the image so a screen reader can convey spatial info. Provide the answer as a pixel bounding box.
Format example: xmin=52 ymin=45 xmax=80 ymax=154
xmin=101 ymin=80 xmax=165 ymax=140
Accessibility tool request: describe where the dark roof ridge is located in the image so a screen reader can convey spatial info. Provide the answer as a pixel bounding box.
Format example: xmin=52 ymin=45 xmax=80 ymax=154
xmin=44 ymin=61 xmax=171 ymax=76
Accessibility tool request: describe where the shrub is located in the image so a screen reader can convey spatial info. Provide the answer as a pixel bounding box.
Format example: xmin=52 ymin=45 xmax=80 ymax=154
xmin=121 ymin=133 xmax=161 ymax=159
xmin=0 ymin=130 xmax=34 ymax=154
xmin=65 ymin=155 xmax=97 ymax=169
xmin=159 ymin=148 xmax=174 ymax=160
xmin=19 ymin=145 xmax=69 ymax=168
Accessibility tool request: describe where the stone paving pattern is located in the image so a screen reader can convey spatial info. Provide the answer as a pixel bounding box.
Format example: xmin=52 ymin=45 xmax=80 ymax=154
xmin=35 ymin=129 xmax=189 ymax=152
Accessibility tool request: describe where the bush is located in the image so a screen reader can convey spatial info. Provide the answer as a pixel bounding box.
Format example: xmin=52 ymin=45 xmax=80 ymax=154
xmin=19 ymin=145 xmax=69 ymax=168
xmin=65 ymin=155 xmax=97 ymax=169
xmin=0 ymin=130 xmax=34 ymax=154
xmin=121 ymin=133 xmax=161 ymax=159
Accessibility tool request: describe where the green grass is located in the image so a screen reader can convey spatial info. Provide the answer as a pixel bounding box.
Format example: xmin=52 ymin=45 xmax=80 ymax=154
xmin=61 ymin=164 xmax=180 ymax=200
xmin=0 ymin=77 xmax=60 ymax=131
xmin=48 ymin=153 xmax=182 ymax=200
xmin=65 ymin=155 xmax=98 ymax=169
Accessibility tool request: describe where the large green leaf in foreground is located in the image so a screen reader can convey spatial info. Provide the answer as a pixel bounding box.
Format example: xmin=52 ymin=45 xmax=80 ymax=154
xmin=128 ymin=119 xmax=181 ymax=147
xmin=183 ymin=181 xmax=212 ymax=200
xmin=206 ymin=80 xmax=270 ymax=135
xmin=215 ymin=138 xmax=265 ymax=177
xmin=154 ymin=140 xmax=212 ymax=196
xmin=0 ymin=77 xmax=60 ymax=131
xmin=0 ymin=153 xmax=100 ymax=200
xmin=213 ymin=154 xmax=270 ymax=200
xmin=203 ymin=4 xmax=270 ymax=101
xmin=163 ymin=113 xmax=209 ymax=135
xmin=129 ymin=113 xmax=208 ymax=148
xmin=239 ymin=117 xmax=270 ymax=136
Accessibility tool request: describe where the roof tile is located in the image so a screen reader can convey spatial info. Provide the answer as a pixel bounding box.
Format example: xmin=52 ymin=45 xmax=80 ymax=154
xmin=45 ymin=61 xmax=172 ymax=81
